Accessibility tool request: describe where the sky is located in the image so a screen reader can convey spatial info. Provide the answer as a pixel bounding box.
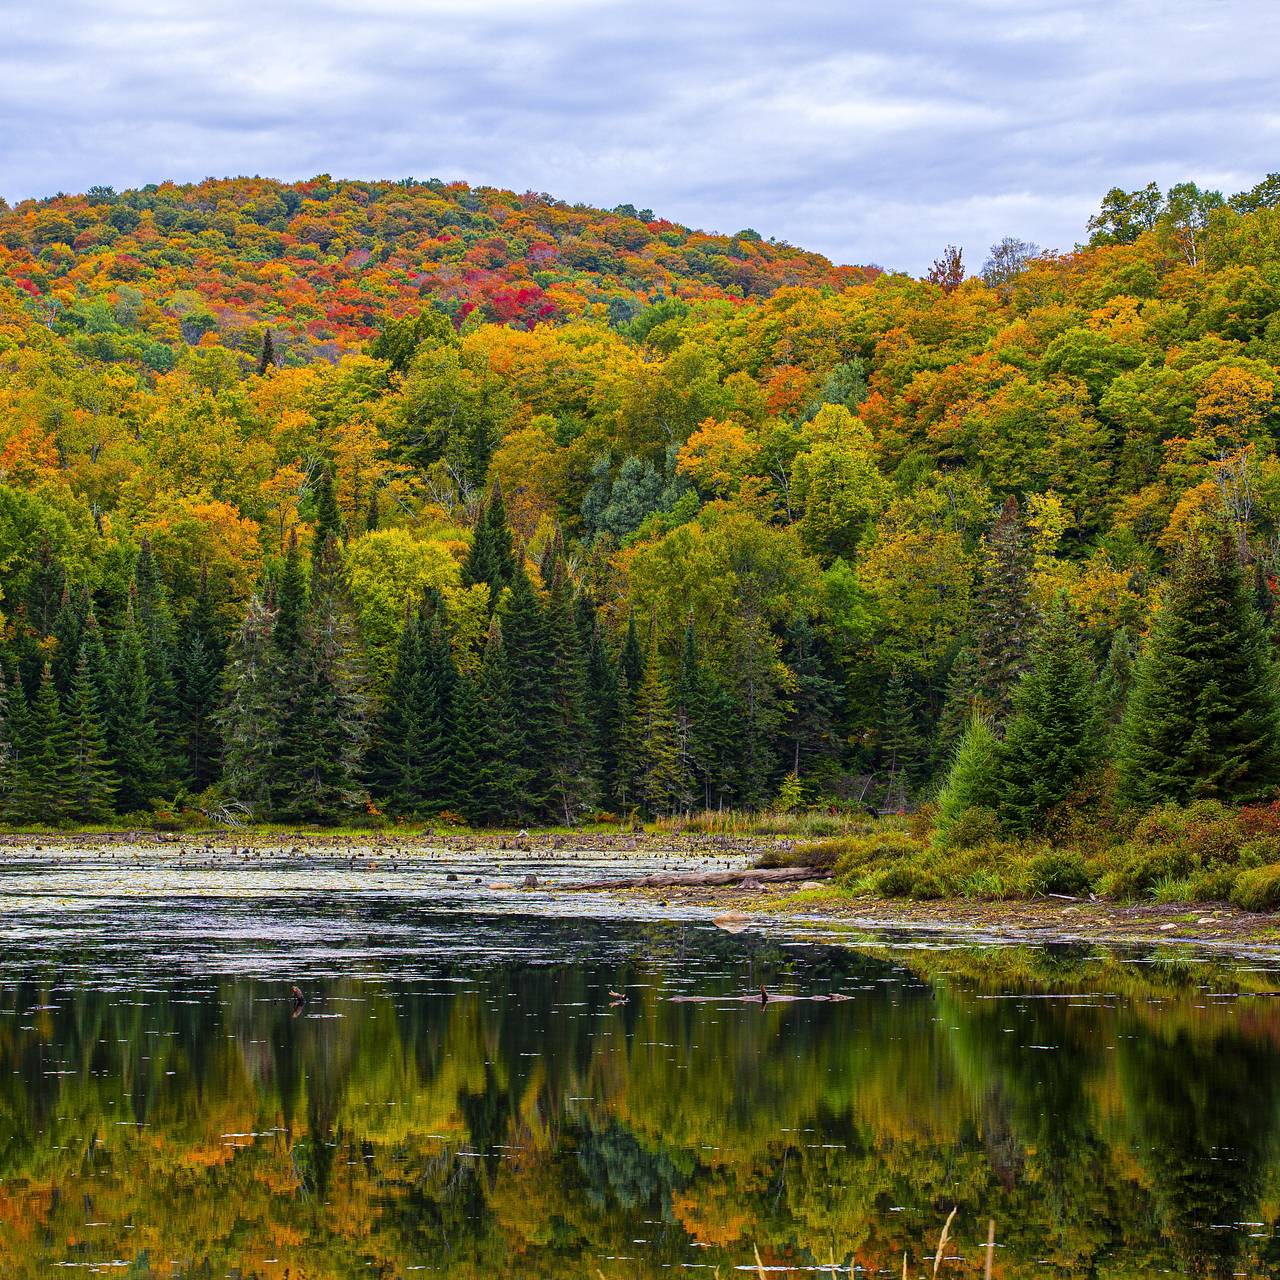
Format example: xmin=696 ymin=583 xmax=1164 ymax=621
xmin=2 ymin=0 xmax=1277 ymax=274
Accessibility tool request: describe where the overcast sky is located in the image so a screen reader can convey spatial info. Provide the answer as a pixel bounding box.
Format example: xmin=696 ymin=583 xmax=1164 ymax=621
xmin=2 ymin=0 xmax=1277 ymax=273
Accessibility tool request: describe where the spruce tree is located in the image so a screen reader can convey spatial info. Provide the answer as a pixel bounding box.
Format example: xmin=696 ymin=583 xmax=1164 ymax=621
xmin=581 ymin=601 xmax=622 ymax=807
xmin=544 ymin=568 xmax=597 ymax=823
xmin=626 ymin=639 xmax=683 ymax=817
xmin=1000 ymin=595 xmax=1103 ymax=833
xmin=619 ymin=613 xmax=644 ymax=696
xmin=107 ymin=600 xmax=163 ymax=814
xmin=972 ymin=496 xmax=1037 ymax=723
xmin=310 ymin=463 xmax=344 ymax=559
xmin=462 ymin=481 xmax=517 ymax=603
xmin=401 ymin=606 xmax=457 ymax=815
xmin=275 ymin=535 xmax=370 ymax=821
xmin=1097 ymin=626 xmax=1136 ymax=737
xmin=64 ymin=651 xmax=117 ymax=822
xmin=219 ymin=597 xmax=289 ymax=818
xmin=781 ymin=617 xmax=842 ymax=779
xmin=275 ymin=529 xmax=308 ymax=658
xmin=175 ymin=580 xmax=226 ymax=792
xmin=50 ymin=585 xmax=84 ymax=700
xmin=133 ymin=543 xmax=180 ymax=782
xmin=732 ymin=615 xmax=785 ymax=807
xmin=877 ymin=670 xmax=923 ymax=811
xmin=1118 ymin=537 xmax=1280 ymax=807
xmin=933 ymin=713 xmax=1003 ymax=849
xmin=20 ymin=664 xmax=74 ymax=825
xmin=675 ymin=620 xmax=715 ymax=810
xmin=2 ymin=674 xmax=27 ymax=824
xmin=447 ymin=670 xmax=487 ymax=823
xmin=472 ymin=617 xmax=528 ymax=822
xmin=258 ymin=329 xmax=276 ymax=375
xmin=497 ymin=568 xmax=557 ymax=817
xmin=932 ymin=644 xmax=981 ymax=774
xmin=365 ymin=606 xmax=421 ymax=806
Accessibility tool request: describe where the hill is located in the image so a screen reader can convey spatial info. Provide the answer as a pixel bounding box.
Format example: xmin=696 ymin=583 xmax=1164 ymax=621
xmin=0 ymin=176 xmax=874 ymax=369
xmin=0 ymin=173 xmax=1278 ymax=842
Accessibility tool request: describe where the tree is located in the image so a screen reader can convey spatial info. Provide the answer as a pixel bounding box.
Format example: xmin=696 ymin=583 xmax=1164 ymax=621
xmin=258 ymin=329 xmax=276 ymax=375
xmin=877 ymin=670 xmax=923 ymax=810
xmin=625 ymin=639 xmax=683 ymax=817
xmin=309 ymin=463 xmax=343 ymax=559
xmin=973 ymin=496 xmax=1037 ymax=724
xmin=471 ymin=617 xmax=529 ymax=822
xmin=926 ymin=245 xmax=964 ymax=292
xmin=999 ymin=596 xmax=1103 ymax=833
xmin=219 ymin=597 xmax=289 ymax=818
xmin=274 ymin=535 xmax=370 ymax=821
xmin=462 ymin=480 xmax=517 ymax=603
xmin=107 ymin=599 xmax=163 ymax=814
xmin=543 ymin=569 xmax=597 ymax=823
xmin=175 ymin=582 xmax=226 ymax=793
xmin=933 ymin=714 xmax=1002 ymax=850
xmin=981 ymin=237 xmax=1044 ymax=288
xmin=1117 ymin=537 xmax=1280 ymax=807
xmin=12 ymin=665 xmax=74 ymax=824
xmin=64 ymin=651 xmax=117 ymax=821
xmin=781 ymin=617 xmax=842 ymax=779
xmin=1087 ymin=182 xmax=1163 ymax=246
xmin=497 ymin=568 xmax=556 ymax=818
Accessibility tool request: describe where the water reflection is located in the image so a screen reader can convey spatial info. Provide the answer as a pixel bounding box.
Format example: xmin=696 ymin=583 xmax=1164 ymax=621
xmin=1 ymin=884 xmax=1279 ymax=1276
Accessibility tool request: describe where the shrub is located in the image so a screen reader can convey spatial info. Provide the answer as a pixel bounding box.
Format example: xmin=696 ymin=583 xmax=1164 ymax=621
xmin=940 ymin=805 xmax=1001 ymax=851
xmin=1231 ymin=863 xmax=1280 ymax=912
xmin=834 ymin=831 xmax=925 ymax=884
xmin=872 ymin=864 xmax=918 ymax=897
xmin=1024 ymin=849 xmax=1092 ymax=896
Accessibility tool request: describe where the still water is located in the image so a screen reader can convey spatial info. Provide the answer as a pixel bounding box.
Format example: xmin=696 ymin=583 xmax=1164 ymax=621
xmin=1 ymin=849 xmax=1279 ymax=1278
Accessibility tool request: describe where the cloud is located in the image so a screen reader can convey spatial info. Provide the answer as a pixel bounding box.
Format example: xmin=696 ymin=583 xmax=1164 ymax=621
xmin=1 ymin=0 xmax=1276 ymax=272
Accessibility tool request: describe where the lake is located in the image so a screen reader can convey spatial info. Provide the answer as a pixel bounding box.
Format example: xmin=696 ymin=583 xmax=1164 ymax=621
xmin=1 ymin=847 xmax=1278 ymax=1277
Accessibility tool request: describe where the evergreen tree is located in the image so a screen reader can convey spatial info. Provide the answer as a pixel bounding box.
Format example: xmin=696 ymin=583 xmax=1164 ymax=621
xmin=581 ymin=600 xmax=622 ymax=807
xmin=447 ymin=669 xmax=487 ymax=822
xmin=933 ymin=713 xmax=1003 ymax=849
xmin=1 ymin=675 xmax=26 ymax=823
xmin=274 ymin=530 xmax=308 ymax=658
xmin=544 ymin=569 xmax=597 ymax=823
xmin=781 ymin=617 xmax=842 ymax=779
xmin=64 ymin=651 xmax=117 ymax=822
xmin=366 ymin=486 xmax=380 ymax=533
xmin=462 ymin=481 xmax=517 ymax=602
xmin=932 ymin=644 xmax=981 ymax=773
xmin=626 ymin=639 xmax=683 ymax=817
xmin=675 ymin=619 xmax=723 ymax=810
xmin=310 ymin=463 xmax=344 ymax=559
xmin=731 ymin=615 xmax=786 ymax=807
xmin=258 ymin=328 xmax=276 ymax=375
xmin=972 ymin=496 xmax=1037 ymax=723
xmin=133 ymin=543 xmax=180 ymax=781
xmin=50 ymin=584 xmax=84 ymax=700
xmin=471 ymin=617 xmax=528 ymax=822
xmin=275 ymin=535 xmax=370 ymax=821
xmin=497 ymin=568 xmax=557 ymax=817
xmin=18 ymin=664 xmax=74 ymax=825
xmin=107 ymin=600 xmax=163 ymax=814
xmin=1097 ymin=626 xmax=1136 ymax=737
xmin=877 ymin=670 xmax=923 ymax=811
xmin=1000 ymin=596 xmax=1103 ymax=833
xmin=175 ymin=578 xmax=226 ymax=792
xmin=365 ymin=606 xmax=421 ymax=805
xmin=401 ymin=606 xmax=457 ymax=814
xmin=219 ymin=597 xmax=289 ymax=818
xmin=1118 ymin=537 xmax=1280 ymax=807
xmin=619 ymin=612 xmax=644 ymax=695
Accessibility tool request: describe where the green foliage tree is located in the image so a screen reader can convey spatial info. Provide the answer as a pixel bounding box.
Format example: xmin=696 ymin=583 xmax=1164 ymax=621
xmin=107 ymin=599 xmax=163 ymax=814
xmin=973 ymin=496 xmax=1036 ymax=724
xmin=999 ymin=596 xmax=1103 ymax=833
xmin=1117 ymin=538 xmax=1280 ymax=807
xmin=64 ymin=651 xmax=117 ymax=821
xmin=933 ymin=714 xmax=1003 ymax=850
xmin=462 ymin=481 xmax=517 ymax=603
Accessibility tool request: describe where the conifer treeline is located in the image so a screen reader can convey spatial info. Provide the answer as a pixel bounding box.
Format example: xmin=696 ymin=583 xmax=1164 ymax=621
xmin=3 ymin=478 xmax=1278 ymax=830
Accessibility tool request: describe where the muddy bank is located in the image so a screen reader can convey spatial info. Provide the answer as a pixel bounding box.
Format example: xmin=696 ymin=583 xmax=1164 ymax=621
xmin=604 ymin=877 xmax=1280 ymax=949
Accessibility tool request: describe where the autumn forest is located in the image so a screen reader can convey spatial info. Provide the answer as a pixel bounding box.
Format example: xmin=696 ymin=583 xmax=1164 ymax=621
xmin=1 ymin=172 xmax=1279 ymax=836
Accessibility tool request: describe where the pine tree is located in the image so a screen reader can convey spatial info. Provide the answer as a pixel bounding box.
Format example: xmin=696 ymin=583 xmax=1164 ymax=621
xmin=732 ymin=614 xmax=786 ymax=807
xmin=64 ymin=651 xmax=117 ymax=822
xmin=310 ymin=463 xmax=344 ymax=559
xmin=462 ymin=481 xmax=517 ymax=603
xmin=626 ymin=639 xmax=683 ymax=817
xmin=932 ymin=644 xmax=981 ymax=773
xmin=877 ymin=670 xmax=923 ymax=811
xmin=544 ymin=569 xmax=597 ymax=823
xmin=497 ymin=568 xmax=557 ymax=818
xmin=675 ymin=620 xmax=715 ymax=809
xmin=19 ymin=664 xmax=74 ymax=824
xmin=1000 ymin=595 xmax=1103 ymax=833
xmin=107 ymin=601 xmax=163 ymax=814
xmin=50 ymin=584 xmax=84 ymax=700
xmin=220 ymin=597 xmax=288 ymax=817
xmin=933 ymin=713 xmax=1003 ymax=849
xmin=972 ymin=496 xmax=1037 ymax=723
xmin=781 ymin=617 xmax=842 ymax=779
xmin=274 ymin=535 xmax=370 ymax=821
xmin=133 ymin=544 xmax=180 ymax=782
xmin=1 ymin=675 xmax=26 ymax=823
xmin=581 ymin=599 xmax=622 ymax=807
xmin=365 ymin=606 xmax=421 ymax=805
xmin=1096 ymin=626 xmax=1136 ymax=737
xmin=175 ymin=579 xmax=226 ymax=792
xmin=401 ymin=606 xmax=457 ymax=814
xmin=258 ymin=329 xmax=276 ymax=375
xmin=275 ymin=530 xmax=308 ymax=658
xmin=1118 ymin=537 xmax=1280 ymax=807
xmin=619 ymin=613 xmax=644 ymax=695
xmin=471 ymin=617 xmax=528 ymax=822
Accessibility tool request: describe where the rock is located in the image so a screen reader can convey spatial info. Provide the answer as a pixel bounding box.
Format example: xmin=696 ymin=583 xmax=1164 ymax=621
xmin=446 ymin=872 xmax=458 ymax=882
xmin=799 ymin=880 xmax=824 ymax=891
xmin=713 ymin=911 xmax=752 ymax=934
xmin=522 ymin=874 xmax=538 ymax=889
xmin=1159 ymin=922 xmax=1178 ymax=931
xmin=489 ymin=881 xmax=515 ymax=891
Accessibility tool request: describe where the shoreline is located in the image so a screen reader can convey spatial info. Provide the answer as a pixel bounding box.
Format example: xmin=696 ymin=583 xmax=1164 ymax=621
xmin=3 ymin=830 xmax=1280 ymax=952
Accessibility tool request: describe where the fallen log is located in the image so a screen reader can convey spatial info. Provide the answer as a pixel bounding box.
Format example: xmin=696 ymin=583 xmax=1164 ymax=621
xmin=567 ymin=865 xmax=831 ymax=891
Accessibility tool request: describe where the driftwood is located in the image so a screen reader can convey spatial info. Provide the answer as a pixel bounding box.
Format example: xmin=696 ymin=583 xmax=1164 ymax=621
xmin=567 ymin=865 xmax=830 ymax=891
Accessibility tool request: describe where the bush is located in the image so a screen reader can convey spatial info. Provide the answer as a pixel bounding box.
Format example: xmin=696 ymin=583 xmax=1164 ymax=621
xmin=1231 ymin=863 xmax=1280 ymax=912
xmin=1024 ymin=849 xmax=1092 ymax=896
xmin=939 ymin=805 xmax=1001 ymax=851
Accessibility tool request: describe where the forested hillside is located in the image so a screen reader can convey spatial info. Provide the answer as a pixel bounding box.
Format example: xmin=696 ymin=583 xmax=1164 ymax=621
xmin=0 ymin=172 xmax=1279 ymax=830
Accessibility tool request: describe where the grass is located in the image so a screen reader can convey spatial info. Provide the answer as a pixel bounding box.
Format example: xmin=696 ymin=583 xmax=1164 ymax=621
xmin=775 ymin=798 xmax=1280 ymax=910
